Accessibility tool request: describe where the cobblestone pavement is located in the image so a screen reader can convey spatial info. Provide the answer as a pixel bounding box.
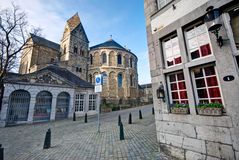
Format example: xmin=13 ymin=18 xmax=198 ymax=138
xmin=0 ymin=104 xmax=170 ymax=160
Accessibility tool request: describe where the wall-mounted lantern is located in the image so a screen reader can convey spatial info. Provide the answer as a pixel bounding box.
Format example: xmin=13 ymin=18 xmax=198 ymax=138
xmin=156 ymin=82 xmax=165 ymax=102
xmin=204 ymin=6 xmax=223 ymax=47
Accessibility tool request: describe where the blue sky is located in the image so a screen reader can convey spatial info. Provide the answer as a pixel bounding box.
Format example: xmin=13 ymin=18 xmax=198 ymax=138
xmin=1 ymin=0 xmax=151 ymax=84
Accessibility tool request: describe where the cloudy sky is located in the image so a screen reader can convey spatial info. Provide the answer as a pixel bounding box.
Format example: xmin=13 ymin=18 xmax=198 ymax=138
xmin=1 ymin=0 xmax=151 ymax=84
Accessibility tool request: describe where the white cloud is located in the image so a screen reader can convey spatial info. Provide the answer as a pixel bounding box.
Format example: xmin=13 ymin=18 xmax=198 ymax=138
xmin=0 ymin=0 xmax=65 ymax=43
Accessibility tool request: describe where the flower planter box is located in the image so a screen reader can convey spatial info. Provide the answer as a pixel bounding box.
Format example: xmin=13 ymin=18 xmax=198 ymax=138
xmin=197 ymin=108 xmax=222 ymax=116
xmin=171 ymin=108 xmax=189 ymax=114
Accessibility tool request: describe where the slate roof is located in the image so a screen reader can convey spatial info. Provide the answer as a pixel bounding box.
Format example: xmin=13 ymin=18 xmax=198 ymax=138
xmin=140 ymin=83 xmax=152 ymax=89
xmin=40 ymin=65 xmax=94 ymax=88
xmin=67 ymin=13 xmax=81 ymax=31
xmin=5 ymin=65 xmax=94 ymax=89
xmin=30 ymin=33 xmax=60 ymax=51
xmin=90 ymin=39 xmax=137 ymax=58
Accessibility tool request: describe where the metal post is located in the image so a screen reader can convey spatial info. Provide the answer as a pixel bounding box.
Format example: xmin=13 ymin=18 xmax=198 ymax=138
xmin=97 ymin=93 xmax=101 ymax=133
xmin=0 ymin=144 xmax=3 ymax=160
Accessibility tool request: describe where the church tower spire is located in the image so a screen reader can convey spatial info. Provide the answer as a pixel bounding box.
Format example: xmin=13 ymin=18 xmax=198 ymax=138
xmin=59 ymin=13 xmax=89 ymax=81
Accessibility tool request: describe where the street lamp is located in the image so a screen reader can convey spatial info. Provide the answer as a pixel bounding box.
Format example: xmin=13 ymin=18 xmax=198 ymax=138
xmin=156 ymin=82 xmax=165 ymax=102
xmin=204 ymin=6 xmax=223 ymax=47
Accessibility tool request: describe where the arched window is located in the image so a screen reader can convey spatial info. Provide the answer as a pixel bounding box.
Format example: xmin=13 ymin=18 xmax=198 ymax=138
xmin=118 ymin=73 xmax=123 ymax=88
xmin=117 ymin=54 xmax=122 ymax=65
xmin=90 ymin=54 xmax=93 ymax=65
xmin=130 ymin=74 xmax=133 ymax=86
xmin=63 ymin=45 xmax=66 ymax=54
xmin=130 ymin=57 xmax=133 ymax=68
xmin=102 ymin=72 xmax=107 ymax=84
xmin=74 ymin=46 xmax=78 ymax=54
xmin=56 ymin=92 xmax=70 ymax=119
xmin=6 ymin=90 xmax=30 ymax=125
xmin=102 ymin=53 xmax=107 ymax=64
xmin=89 ymin=74 xmax=93 ymax=83
xmin=34 ymin=91 xmax=52 ymax=121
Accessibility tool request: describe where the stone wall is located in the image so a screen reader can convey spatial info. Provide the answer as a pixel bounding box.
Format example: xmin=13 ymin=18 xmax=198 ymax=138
xmin=88 ymin=48 xmax=138 ymax=104
xmin=144 ymin=0 xmax=239 ymax=159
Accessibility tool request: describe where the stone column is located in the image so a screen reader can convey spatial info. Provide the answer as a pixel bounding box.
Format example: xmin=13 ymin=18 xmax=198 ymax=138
xmin=50 ymin=96 xmax=57 ymax=121
xmin=85 ymin=93 xmax=89 ymax=112
xmin=68 ymin=92 xmax=74 ymax=118
xmin=27 ymin=96 xmax=36 ymax=122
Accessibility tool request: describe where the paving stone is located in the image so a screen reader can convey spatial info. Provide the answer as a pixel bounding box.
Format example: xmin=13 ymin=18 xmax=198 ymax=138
xmin=0 ymin=105 xmax=170 ymax=160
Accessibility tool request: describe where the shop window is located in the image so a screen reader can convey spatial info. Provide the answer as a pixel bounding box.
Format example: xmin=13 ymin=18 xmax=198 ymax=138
xmin=167 ymin=71 xmax=188 ymax=104
xmin=163 ymin=36 xmax=182 ymax=67
xmin=186 ymin=24 xmax=212 ymax=60
xmin=192 ymin=66 xmax=222 ymax=104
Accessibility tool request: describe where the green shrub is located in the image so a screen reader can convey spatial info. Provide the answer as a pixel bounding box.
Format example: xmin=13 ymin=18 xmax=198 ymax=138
xmin=171 ymin=103 xmax=189 ymax=108
xmin=197 ymin=102 xmax=223 ymax=109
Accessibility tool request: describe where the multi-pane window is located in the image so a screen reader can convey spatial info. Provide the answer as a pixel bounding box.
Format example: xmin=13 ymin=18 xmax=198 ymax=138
xmin=79 ymin=94 xmax=84 ymax=111
xmin=193 ymin=66 xmax=222 ymax=104
xmin=157 ymin=0 xmax=172 ymax=10
xmin=89 ymin=94 xmax=97 ymax=110
xmin=102 ymin=53 xmax=107 ymax=64
xmin=118 ymin=73 xmax=123 ymax=88
xmin=186 ymin=24 xmax=212 ymax=60
xmin=168 ymin=72 xmax=188 ymax=104
xmin=75 ymin=94 xmax=80 ymax=111
xmin=163 ymin=36 xmax=181 ymax=67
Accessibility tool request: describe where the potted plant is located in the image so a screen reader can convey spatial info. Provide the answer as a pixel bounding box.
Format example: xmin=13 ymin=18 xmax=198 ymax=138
xmin=196 ymin=102 xmax=223 ymax=116
xmin=170 ymin=103 xmax=189 ymax=114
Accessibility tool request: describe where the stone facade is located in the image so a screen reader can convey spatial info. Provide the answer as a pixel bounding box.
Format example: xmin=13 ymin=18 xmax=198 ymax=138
xmin=0 ymin=65 xmax=97 ymax=127
xmin=139 ymin=83 xmax=153 ymax=103
xmin=19 ymin=13 xmax=89 ymax=81
xmin=88 ymin=39 xmax=139 ymax=104
xmin=144 ymin=0 xmax=239 ymax=159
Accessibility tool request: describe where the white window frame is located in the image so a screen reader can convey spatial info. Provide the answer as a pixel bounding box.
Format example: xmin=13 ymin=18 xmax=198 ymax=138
xmin=185 ymin=23 xmax=213 ymax=61
xmin=75 ymin=94 xmax=80 ymax=112
xmin=166 ymin=71 xmax=188 ymax=104
xmin=191 ymin=65 xmax=224 ymax=105
xmin=162 ymin=35 xmax=182 ymax=68
xmin=89 ymin=94 xmax=97 ymax=111
xmin=79 ymin=94 xmax=85 ymax=112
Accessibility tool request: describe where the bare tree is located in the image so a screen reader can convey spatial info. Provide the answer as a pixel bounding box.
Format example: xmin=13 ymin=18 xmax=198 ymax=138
xmin=0 ymin=4 xmax=41 ymax=109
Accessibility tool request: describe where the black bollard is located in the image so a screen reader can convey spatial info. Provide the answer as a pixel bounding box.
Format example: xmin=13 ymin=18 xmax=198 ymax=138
xmin=43 ymin=128 xmax=51 ymax=149
xmin=73 ymin=112 xmax=76 ymax=121
xmin=128 ymin=113 xmax=132 ymax=124
xmin=119 ymin=122 xmax=125 ymax=140
xmin=0 ymin=144 xmax=3 ymax=160
xmin=118 ymin=115 xmax=121 ymax=126
xmin=84 ymin=113 xmax=87 ymax=123
xmin=139 ymin=110 xmax=142 ymax=119
xmin=152 ymin=107 xmax=155 ymax=115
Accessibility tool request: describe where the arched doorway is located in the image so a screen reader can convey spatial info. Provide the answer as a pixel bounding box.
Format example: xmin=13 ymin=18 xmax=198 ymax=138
xmin=6 ymin=90 xmax=30 ymax=125
xmin=55 ymin=92 xmax=70 ymax=120
xmin=33 ymin=91 xmax=52 ymax=122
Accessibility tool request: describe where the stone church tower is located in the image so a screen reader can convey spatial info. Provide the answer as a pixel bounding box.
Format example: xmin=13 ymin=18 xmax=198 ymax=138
xmin=60 ymin=13 xmax=89 ymax=81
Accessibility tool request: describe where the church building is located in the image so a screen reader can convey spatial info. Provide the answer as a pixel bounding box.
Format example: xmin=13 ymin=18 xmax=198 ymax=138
xmin=0 ymin=13 xmax=139 ymax=127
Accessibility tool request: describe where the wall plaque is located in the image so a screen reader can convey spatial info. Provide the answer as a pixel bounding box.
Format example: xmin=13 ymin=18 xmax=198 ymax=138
xmin=223 ymin=75 xmax=234 ymax=82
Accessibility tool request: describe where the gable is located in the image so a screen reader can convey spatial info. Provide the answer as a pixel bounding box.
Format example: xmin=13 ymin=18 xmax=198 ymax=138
xmin=71 ymin=23 xmax=89 ymax=43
